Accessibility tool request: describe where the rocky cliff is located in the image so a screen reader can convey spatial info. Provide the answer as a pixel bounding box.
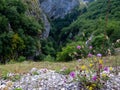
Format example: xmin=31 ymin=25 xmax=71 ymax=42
xmin=23 ymin=0 xmax=51 ymax=38
xmin=39 ymin=0 xmax=80 ymax=19
xmin=23 ymin=0 xmax=93 ymax=38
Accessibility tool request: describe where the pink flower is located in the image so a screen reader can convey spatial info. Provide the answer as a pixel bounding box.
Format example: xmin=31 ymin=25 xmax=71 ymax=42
xmin=99 ymin=64 xmax=102 ymax=69
xmin=92 ymin=75 xmax=97 ymax=81
xmin=77 ymin=45 xmax=81 ymax=49
xmin=89 ymin=46 xmax=93 ymax=49
xmin=97 ymin=53 xmax=102 ymax=57
xmin=70 ymin=71 xmax=75 ymax=78
xmin=88 ymin=53 xmax=93 ymax=57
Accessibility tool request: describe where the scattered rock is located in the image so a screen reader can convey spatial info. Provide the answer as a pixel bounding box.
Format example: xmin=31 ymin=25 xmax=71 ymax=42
xmin=0 ymin=68 xmax=120 ymax=90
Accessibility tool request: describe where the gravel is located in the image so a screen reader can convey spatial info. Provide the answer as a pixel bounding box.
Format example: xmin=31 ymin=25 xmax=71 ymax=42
xmin=0 ymin=68 xmax=120 ymax=90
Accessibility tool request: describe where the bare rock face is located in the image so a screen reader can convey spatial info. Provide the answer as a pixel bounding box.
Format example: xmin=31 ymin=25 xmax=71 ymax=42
xmin=39 ymin=0 xmax=80 ymax=19
xmin=23 ymin=0 xmax=50 ymax=39
xmin=40 ymin=9 xmax=51 ymax=39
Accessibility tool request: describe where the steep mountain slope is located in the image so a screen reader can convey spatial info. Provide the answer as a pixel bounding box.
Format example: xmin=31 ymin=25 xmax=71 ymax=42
xmin=56 ymin=0 xmax=120 ymax=61
xmin=23 ymin=0 xmax=50 ymax=38
xmin=60 ymin=0 xmax=120 ymax=42
xmin=39 ymin=0 xmax=93 ymax=19
xmin=40 ymin=0 xmax=95 ymax=57
xmin=40 ymin=0 xmax=79 ymax=19
xmin=0 ymin=0 xmax=44 ymax=63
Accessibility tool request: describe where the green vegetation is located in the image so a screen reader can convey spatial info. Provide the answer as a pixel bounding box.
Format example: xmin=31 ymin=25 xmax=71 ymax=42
xmin=14 ymin=88 xmax=22 ymax=90
xmin=54 ymin=0 xmax=120 ymax=61
xmin=60 ymin=0 xmax=120 ymax=45
xmin=0 ymin=0 xmax=120 ymax=63
xmin=0 ymin=0 xmax=43 ymax=63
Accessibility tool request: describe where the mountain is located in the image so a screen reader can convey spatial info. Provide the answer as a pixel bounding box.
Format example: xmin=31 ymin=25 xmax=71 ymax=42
xmin=39 ymin=0 xmax=93 ymax=19
xmin=0 ymin=0 xmax=44 ymax=63
xmin=23 ymin=0 xmax=51 ymax=39
xmin=60 ymin=0 xmax=120 ymax=43
xmin=56 ymin=0 xmax=120 ymax=61
xmin=1 ymin=0 xmax=119 ymax=63
xmin=40 ymin=0 xmax=79 ymax=19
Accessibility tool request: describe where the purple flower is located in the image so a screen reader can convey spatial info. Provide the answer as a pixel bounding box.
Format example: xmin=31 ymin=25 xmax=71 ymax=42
xmin=104 ymin=66 xmax=108 ymax=71
xmin=77 ymin=45 xmax=81 ymax=49
xmin=70 ymin=71 xmax=75 ymax=78
xmin=92 ymin=75 xmax=97 ymax=81
xmin=89 ymin=46 xmax=93 ymax=49
xmin=97 ymin=53 xmax=102 ymax=57
xmin=88 ymin=53 xmax=93 ymax=57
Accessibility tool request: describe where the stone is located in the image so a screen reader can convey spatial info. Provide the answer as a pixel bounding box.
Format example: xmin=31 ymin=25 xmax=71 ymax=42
xmin=0 ymin=68 xmax=120 ymax=90
xmin=40 ymin=0 xmax=80 ymax=19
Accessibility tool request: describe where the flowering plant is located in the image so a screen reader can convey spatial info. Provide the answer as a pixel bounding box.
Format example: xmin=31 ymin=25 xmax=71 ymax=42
xmin=69 ymin=46 xmax=114 ymax=90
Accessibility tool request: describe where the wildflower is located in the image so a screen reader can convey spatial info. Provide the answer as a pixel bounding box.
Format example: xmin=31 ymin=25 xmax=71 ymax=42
xmin=92 ymin=84 xmax=96 ymax=87
xmin=109 ymin=67 xmax=113 ymax=71
xmin=94 ymin=58 xmax=97 ymax=61
xmin=70 ymin=71 xmax=75 ymax=78
xmin=92 ymin=75 xmax=97 ymax=81
xmin=77 ymin=59 xmax=82 ymax=62
xmin=89 ymin=46 xmax=93 ymax=49
xmin=104 ymin=66 xmax=108 ymax=71
xmin=73 ymin=52 xmax=77 ymax=55
xmin=82 ymin=45 xmax=84 ymax=48
xmin=97 ymin=53 xmax=102 ymax=57
xmin=102 ymin=73 xmax=107 ymax=77
xmin=89 ymin=63 xmax=93 ymax=67
xmin=81 ymin=65 xmax=87 ymax=70
xmin=89 ymin=86 xmax=93 ymax=90
xmin=77 ymin=45 xmax=81 ymax=49
xmin=99 ymin=59 xmax=103 ymax=64
xmin=88 ymin=53 xmax=93 ymax=57
xmin=99 ymin=64 xmax=102 ymax=69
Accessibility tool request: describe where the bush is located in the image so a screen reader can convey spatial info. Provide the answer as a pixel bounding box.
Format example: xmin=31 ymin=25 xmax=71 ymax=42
xmin=17 ymin=56 xmax=26 ymax=62
xmin=43 ymin=55 xmax=55 ymax=62
xmin=56 ymin=41 xmax=89 ymax=61
xmin=91 ymin=34 xmax=114 ymax=55
xmin=34 ymin=54 xmax=45 ymax=61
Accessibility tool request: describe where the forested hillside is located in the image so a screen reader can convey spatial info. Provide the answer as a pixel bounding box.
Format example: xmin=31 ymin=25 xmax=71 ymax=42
xmin=0 ymin=0 xmax=43 ymax=63
xmin=0 ymin=1 xmax=120 ymax=90
xmin=0 ymin=0 xmax=120 ymax=63
xmin=50 ymin=0 xmax=120 ymax=61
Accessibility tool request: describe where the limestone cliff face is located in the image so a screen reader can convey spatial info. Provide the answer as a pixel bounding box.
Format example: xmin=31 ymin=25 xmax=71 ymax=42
xmin=23 ymin=0 xmax=51 ymax=39
xmin=23 ymin=0 xmax=93 ymax=38
xmin=40 ymin=9 xmax=50 ymax=39
xmin=39 ymin=0 xmax=80 ymax=19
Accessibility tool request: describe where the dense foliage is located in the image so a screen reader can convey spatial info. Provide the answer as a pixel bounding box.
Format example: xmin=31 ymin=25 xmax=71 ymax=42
xmin=41 ymin=6 xmax=83 ymax=57
xmin=0 ymin=0 xmax=43 ymax=63
xmin=0 ymin=0 xmax=120 ymax=63
xmin=55 ymin=0 xmax=120 ymax=61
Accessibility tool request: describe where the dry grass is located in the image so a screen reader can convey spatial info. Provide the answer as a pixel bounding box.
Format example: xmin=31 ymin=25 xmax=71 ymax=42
xmin=0 ymin=61 xmax=78 ymax=75
xmin=0 ymin=55 xmax=120 ymax=76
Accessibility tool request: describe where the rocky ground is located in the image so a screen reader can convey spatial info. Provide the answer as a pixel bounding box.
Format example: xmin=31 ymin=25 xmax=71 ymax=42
xmin=0 ymin=68 xmax=120 ymax=90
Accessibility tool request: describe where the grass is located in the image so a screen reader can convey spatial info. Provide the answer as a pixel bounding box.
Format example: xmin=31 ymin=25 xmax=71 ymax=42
xmin=0 ymin=55 xmax=120 ymax=77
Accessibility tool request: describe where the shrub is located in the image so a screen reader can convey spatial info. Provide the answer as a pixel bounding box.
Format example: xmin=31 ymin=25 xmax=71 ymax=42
xmin=43 ymin=55 xmax=55 ymax=62
xmin=17 ymin=56 xmax=26 ymax=62
xmin=34 ymin=54 xmax=45 ymax=61
xmin=91 ymin=34 xmax=114 ymax=55
xmin=56 ymin=41 xmax=89 ymax=61
xmin=69 ymin=54 xmax=114 ymax=90
xmin=1 ymin=70 xmax=9 ymax=80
